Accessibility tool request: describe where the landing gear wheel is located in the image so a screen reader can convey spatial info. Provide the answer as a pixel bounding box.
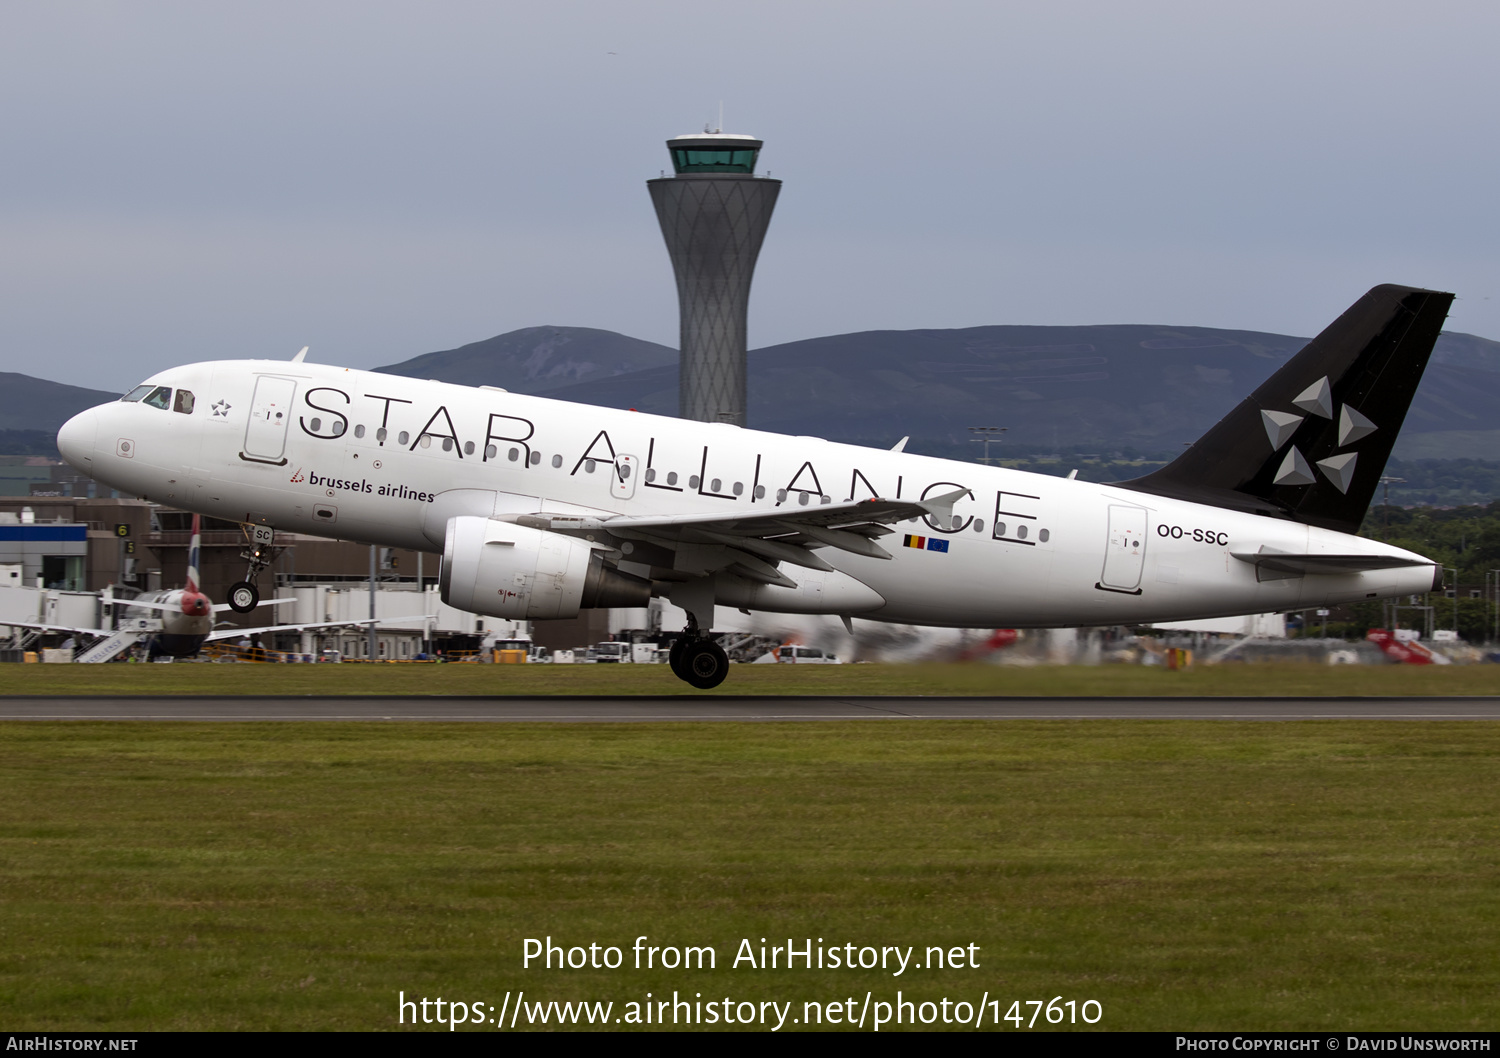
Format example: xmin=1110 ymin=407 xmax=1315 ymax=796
xmin=228 ymin=581 xmax=259 ymax=614
xmin=668 ymin=635 xmax=688 ymax=678
xmin=681 ymin=639 xmax=729 ymax=690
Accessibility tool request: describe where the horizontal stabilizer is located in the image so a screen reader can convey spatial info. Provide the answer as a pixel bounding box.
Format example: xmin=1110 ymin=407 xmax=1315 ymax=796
xmin=1230 ymin=549 xmax=1433 ymax=576
xmin=123 ymin=596 xmax=298 ymax=614
xmin=212 ymin=597 xmax=297 ymax=613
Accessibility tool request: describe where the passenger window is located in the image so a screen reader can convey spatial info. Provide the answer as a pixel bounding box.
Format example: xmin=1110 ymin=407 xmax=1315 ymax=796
xmin=173 ymin=390 xmax=195 ymax=414
xmin=120 ymin=385 xmax=153 ymax=403
xmin=142 ymin=386 xmax=172 ymax=410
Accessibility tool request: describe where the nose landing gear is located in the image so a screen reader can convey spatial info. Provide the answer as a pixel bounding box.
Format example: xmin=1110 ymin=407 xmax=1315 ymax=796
xmin=229 ymin=521 xmax=282 ymax=614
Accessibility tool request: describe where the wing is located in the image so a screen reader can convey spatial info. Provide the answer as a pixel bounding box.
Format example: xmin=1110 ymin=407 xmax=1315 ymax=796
xmin=204 ymin=615 xmax=429 ymax=641
xmin=516 ymin=489 xmax=971 ymax=588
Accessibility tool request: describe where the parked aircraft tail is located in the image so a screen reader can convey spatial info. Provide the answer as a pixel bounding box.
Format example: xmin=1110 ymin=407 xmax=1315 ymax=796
xmin=1117 ymin=284 xmax=1454 ymax=534
xmin=187 ymin=513 xmax=201 ymax=595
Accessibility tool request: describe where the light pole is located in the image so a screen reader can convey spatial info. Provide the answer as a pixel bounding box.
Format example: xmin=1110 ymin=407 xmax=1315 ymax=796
xmin=1442 ymin=566 xmax=1458 ymax=637
xmin=969 ymin=426 xmax=1007 ymax=466
xmin=1378 ymin=476 xmax=1405 ymax=539
xmin=368 ymin=544 xmax=377 ymax=661
xmin=1489 ymin=570 xmax=1500 ymax=644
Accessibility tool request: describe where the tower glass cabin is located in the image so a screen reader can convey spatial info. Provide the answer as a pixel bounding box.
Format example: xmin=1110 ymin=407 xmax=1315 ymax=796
xmin=648 ymin=133 xmax=781 ymax=426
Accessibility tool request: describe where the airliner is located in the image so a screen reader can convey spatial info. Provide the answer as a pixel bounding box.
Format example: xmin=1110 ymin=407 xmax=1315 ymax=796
xmin=55 ymin=284 xmax=1450 ymax=687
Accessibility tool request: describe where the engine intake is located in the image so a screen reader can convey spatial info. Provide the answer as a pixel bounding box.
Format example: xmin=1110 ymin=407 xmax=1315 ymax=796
xmin=440 ymin=516 xmax=650 ymax=619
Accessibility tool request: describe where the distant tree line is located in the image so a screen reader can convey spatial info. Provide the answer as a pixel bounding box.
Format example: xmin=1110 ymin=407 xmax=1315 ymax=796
xmin=0 ymin=430 xmax=60 ymax=458
xmin=1361 ymin=500 xmax=1500 ymax=597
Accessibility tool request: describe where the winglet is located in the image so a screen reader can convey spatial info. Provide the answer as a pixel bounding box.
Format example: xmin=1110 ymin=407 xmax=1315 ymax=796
xmin=891 ymin=436 xmax=908 ymax=452
xmin=291 ymin=346 xmax=309 ymax=363
xmin=918 ymin=487 xmax=973 ymax=528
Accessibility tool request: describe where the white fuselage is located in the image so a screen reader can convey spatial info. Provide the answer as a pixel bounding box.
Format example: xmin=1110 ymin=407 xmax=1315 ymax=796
xmin=58 ymin=360 xmax=1438 ymax=628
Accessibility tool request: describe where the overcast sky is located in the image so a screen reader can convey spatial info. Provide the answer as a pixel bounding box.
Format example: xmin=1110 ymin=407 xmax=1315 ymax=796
xmin=3 ymin=1 xmax=1498 ymax=392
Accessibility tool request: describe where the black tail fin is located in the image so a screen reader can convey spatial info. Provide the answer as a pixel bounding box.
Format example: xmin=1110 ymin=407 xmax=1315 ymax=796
xmin=1117 ymin=284 xmax=1453 ymax=534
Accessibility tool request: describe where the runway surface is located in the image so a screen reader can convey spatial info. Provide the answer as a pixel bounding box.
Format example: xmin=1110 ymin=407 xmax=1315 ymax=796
xmin=1 ymin=695 xmax=1499 ymax=720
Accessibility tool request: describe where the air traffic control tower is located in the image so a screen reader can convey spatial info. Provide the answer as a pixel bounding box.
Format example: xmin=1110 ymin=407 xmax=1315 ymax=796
xmin=648 ymin=131 xmax=781 ymax=426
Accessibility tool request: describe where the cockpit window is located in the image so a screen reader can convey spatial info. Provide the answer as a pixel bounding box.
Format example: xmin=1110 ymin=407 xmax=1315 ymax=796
xmin=120 ymin=385 xmax=153 ymax=403
xmin=141 ymin=386 xmax=172 ymax=410
xmin=173 ymin=390 xmax=195 ymax=414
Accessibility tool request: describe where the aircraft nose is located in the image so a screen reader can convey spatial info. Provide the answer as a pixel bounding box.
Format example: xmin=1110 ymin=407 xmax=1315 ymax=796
xmin=56 ymin=408 xmax=99 ymax=470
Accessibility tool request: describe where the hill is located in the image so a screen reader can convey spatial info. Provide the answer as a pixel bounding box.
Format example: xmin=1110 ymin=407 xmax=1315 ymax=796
xmin=9 ymin=324 xmax=1500 ymax=466
xmin=0 ymin=374 xmax=119 ymax=433
xmin=372 ymin=326 xmax=676 ymax=393
xmin=527 ymin=327 xmax=1500 ymax=459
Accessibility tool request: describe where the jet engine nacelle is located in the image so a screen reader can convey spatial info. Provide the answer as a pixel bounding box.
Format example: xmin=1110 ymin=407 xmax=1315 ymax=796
xmin=440 ymin=516 xmax=650 ymax=620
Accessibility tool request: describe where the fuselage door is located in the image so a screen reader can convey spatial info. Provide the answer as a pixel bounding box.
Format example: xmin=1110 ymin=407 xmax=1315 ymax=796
xmin=243 ymin=375 xmax=298 ymax=464
xmin=612 ymin=454 xmax=638 ymax=500
xmin=1099 ymin=504 xmax=1147 ymax=593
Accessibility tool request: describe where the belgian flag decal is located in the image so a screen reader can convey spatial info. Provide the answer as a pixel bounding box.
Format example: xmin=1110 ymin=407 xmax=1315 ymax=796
xmin=903 ymin=534 xmax=950 ymax=553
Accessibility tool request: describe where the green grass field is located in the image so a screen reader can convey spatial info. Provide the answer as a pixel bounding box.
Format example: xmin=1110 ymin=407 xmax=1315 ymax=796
xmin=1 ymin=660 xmax=1498 ymax=697
xmin=2 ymin=720 xmax=1498 ymax=1031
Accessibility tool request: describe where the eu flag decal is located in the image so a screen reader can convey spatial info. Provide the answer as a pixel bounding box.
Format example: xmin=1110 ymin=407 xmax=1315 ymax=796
xmin=904 ymin=534 xmax=948 ymax=553
xmin=926 ymin=538 xmax=950 ymax=553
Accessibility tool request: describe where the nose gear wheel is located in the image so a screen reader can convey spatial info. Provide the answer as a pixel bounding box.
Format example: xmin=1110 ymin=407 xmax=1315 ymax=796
xmin=227 ymin=581 xmax=260 ymax=614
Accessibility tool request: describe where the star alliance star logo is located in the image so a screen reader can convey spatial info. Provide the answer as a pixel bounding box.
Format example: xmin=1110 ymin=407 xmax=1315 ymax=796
xmin=1260 ymin=375 xmax=1376 ymax=494
xmin=212 ymin=400 xmax=231 ymax=417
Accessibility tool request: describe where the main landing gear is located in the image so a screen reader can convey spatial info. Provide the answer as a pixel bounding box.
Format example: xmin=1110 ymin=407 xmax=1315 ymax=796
xmin=229 ymin=521 xmax=282 ymax=614
xmin=668 ymin=616 xmax=730 ymax=690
